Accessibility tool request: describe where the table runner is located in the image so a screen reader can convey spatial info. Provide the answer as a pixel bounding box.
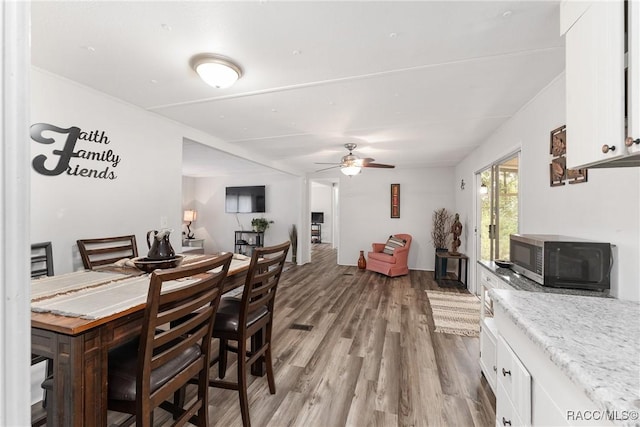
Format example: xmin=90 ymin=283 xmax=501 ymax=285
xmin=31 ymin=258 xmax=251 ymax=319
xmin=31 ymin=275 xmax=198 ymax=319
xmin=31 ymin=270 xmax=130 ymax=301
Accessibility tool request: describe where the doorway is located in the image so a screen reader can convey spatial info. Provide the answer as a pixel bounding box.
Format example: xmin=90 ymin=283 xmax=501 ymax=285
xmin=477 ymin=153 xmax=520 ymax=262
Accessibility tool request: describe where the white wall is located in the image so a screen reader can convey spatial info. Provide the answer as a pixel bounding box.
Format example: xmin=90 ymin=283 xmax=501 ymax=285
xmin=183 ymin=172 xmax=301 ymax=261
xmin=310 ymin=181 xmax=333 ymax=244
xmin=31 ymin=70 xmax=186 ymax=274
xmin=338 ymin=167 xmax=455 ymax=270
xmin=455 ymin=74 xmax=640 ymax=301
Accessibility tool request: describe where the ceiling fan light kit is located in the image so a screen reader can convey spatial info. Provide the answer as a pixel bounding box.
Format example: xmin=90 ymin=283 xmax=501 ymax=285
xmin=190 ymin=53 xmax=242 ymax=89
xmin=341 ymin=165 xmax=361 ymax=176
xmin=316 ymin=143 xmax=395 ymax=175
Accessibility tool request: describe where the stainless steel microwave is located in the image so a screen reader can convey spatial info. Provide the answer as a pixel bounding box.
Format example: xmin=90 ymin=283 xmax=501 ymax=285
xmin=509 ymin=234 xmax=612 ymax=291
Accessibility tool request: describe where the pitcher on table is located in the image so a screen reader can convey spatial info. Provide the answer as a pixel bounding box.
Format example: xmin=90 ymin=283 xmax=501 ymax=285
xmin=146 ymin=229 xmax=175 ymax=260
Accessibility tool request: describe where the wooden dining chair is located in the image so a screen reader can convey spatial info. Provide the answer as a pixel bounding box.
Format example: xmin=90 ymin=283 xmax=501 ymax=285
xmin=77 ymin=235 xmax=138 ymax=269
xmin=209 ymin=241 xmax=290 ymax=427
xmin=106 ymin=253 xmax=233 ymax=427
xmin=31 ymin=241 xmax=54 ymax=279
xmin=30 ymin=242 xmax=54 ymax=427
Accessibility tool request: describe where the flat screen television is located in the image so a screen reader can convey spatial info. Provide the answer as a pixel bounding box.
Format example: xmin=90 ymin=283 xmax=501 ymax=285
xmin=225 ymin=185 xmax=266 ymax=213
xmin=311 ymin=212 xmax=324 ymax=223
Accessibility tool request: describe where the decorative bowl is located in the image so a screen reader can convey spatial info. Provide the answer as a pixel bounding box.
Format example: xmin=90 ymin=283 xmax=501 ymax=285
xmin=494 ymin=259 xmax=513 ymax=268
xmin=132 ymin=255 xmax=184 ymax=273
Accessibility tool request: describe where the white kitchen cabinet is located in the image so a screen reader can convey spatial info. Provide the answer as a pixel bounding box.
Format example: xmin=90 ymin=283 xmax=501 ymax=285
xmin=496 ymin=335 xmax=531 ymax=426
xmin=627 ymin=0 xmax=640 ymax=155
xmin=561 ymin=0 xmax=626 ymax=169
xmin=480 ymin=317 xmax=498 ymax=392
xmin=478 ymin=266 xmax=514 ymax=394
xmin=494 ymin=305 xmax=614 ymax=426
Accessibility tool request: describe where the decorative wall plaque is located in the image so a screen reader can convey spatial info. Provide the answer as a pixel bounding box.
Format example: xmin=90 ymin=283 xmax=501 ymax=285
xmin=549 ymin=125 xmax=587 ymax=187
xmin=390 ymin=183 xmax=400 ymax=218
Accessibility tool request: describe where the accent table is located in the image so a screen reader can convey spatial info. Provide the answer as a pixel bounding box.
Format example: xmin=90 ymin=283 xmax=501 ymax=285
xmin=434 ymin=252 xmax=468 ymax=288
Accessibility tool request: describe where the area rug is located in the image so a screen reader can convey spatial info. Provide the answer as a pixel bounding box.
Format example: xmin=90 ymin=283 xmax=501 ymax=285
xmin=425 ymin=290 xmax=481 ymax=337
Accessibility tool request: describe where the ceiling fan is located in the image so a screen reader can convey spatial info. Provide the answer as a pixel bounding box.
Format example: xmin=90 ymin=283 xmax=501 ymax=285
xmin=315 ymin=143 xmax=395 ymax=176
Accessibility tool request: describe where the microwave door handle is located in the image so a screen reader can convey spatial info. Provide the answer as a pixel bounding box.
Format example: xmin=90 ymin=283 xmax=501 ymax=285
xmin=609 ymin=251 xmax=614 ymax=276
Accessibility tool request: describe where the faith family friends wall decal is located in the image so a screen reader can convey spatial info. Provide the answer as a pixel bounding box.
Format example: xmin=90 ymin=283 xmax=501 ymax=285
xmin=30 ymin=123 xmax=121 ymax=180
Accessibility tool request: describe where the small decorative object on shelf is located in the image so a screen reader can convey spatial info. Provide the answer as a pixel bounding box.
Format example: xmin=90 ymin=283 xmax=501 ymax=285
xmin=358 ymin=250 xmax=366 ymax=269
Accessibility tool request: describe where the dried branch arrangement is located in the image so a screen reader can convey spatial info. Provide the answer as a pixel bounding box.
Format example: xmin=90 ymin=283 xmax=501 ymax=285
xmin=431 ymin=208 xmax=452 ymax=249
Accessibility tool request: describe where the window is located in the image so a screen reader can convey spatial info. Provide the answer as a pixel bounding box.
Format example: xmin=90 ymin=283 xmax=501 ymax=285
xmin=478 ymin=153 xmax=519 ymax=261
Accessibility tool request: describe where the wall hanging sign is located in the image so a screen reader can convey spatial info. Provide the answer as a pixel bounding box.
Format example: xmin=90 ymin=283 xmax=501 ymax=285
xmin=30 ymin=123 xmax=120 ymax=180
xmin=549 ymin=125 xmax=587 ymax=187
xmin=390 ymin=183 xmax=400 ymax=218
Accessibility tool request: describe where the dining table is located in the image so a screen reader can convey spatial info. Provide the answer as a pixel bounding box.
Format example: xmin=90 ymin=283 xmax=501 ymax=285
xmin=30 ymin=253 xmax=261 ymax=427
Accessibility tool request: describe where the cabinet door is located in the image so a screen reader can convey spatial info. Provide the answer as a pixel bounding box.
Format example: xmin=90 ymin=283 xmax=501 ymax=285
xmin=480 ymin=318 xmax=497 ymax=393
xmin=497 ymin=335 xmax=531 ymax=426
xmin=628 ymin=0 xmax=640 ymax=154
xmin=496 ymin=382 xmax=525 ymax=427
xmin=564 ymin=1 xmax=625 ymax=169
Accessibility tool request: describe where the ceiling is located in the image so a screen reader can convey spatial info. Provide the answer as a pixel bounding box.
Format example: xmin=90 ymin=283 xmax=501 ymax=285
xmin=30 ymin=1 xmax=564 ymax=178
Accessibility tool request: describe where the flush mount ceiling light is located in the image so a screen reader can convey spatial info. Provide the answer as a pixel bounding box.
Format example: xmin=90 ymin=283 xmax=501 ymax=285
xmin=190 ymin=53 xmax=242 ymax=89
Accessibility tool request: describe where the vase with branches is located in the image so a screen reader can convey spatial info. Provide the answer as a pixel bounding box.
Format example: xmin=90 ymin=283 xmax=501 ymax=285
xmin=431 ymin=208 xmax=452 ymax=249
xmin=431 ymin=208 xmax=452 ymax=276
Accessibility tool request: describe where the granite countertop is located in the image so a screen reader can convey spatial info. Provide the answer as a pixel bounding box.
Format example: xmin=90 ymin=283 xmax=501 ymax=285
xmin=490 ymin=289 xmax=640 ymax=425
xmin=478 ymin=260 xmax=609 ymax=297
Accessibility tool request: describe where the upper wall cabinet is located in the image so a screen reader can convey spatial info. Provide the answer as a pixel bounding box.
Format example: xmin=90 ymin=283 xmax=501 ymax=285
xmin=561 ymin=0 xmax=640 ymax=169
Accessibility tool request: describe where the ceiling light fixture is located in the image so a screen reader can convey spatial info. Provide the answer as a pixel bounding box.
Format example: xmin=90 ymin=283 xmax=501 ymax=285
xmin=341 ymin=165 xmax=361 ymax=176
xmin=190 ymin=53 xmax=242 ymax=89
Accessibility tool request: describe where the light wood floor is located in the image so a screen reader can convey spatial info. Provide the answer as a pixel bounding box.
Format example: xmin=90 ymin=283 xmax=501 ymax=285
xmin=106 ymin=244 xmax=495 ymax=426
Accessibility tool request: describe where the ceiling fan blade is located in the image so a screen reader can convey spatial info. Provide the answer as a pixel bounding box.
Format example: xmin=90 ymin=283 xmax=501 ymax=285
xmin=355 ymin=157 xmax=375 ymax=167
xmin=363 ymin=162 xmax=395 ymax=168
xmin=315 ymin=165 xmax=341 ymax=172
xmin=314 ymin=162 xmax=341 ymax=165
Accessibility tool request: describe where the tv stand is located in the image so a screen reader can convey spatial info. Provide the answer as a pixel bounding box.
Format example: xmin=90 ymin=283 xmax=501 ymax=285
xmin=311 ymin=223 xmax=321 ymax=243
xmin=234 ymin=230 xmax=264 ymax=255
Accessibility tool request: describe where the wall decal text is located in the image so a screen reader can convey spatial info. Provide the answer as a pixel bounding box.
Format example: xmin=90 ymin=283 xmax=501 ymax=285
xmin=30 ymin=123 xmax=120 ymax=180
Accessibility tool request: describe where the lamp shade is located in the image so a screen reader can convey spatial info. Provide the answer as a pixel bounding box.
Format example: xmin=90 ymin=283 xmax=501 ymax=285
xmin=183 ymin=210 xmax=197 ymax=222
xmin=191 ymin=54 xmax=242 ymax=89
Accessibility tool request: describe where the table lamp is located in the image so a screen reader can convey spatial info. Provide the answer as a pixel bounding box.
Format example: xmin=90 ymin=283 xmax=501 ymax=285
xmin=183 ymin=210 xmax=197 ymax=239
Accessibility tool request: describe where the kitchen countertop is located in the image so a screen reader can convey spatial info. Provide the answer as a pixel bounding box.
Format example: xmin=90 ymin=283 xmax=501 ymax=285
xmin=489 ymin=289 xmax=640 ymax=425
xmin=479 ymin=260 xmax=609 ymax=297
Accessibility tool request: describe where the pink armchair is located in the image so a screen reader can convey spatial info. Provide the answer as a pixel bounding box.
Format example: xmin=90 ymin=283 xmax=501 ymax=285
xmin=366 ymin=234 xmax=412 ymax=277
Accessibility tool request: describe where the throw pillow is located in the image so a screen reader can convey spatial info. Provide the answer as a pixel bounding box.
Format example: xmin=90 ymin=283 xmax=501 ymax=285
xmin=383 ymin=235 xmax=406 ymax=255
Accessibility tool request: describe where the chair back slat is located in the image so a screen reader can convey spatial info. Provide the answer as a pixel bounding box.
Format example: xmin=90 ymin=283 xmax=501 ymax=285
xmin=31 ymin=242 xmax=54 ymax=278
xmin=239 ymin=241 xmax=290 ymax=330
xmin=77 ymin=235 xmax=138 ymax=269
xmin=137 ymin=253 xmax=232 ymax=411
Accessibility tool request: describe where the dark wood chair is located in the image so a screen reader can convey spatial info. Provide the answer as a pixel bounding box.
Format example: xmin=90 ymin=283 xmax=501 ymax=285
xmin=209 ymin=241 xmax=290 ymax=427
xmin=107 ymin=253 xmax=233 ymax=427
xmin=31 ymin=241 xmax=54 ymax=279
xmin=30 ymin=242 xmax=54 ymax=427
xmin=77 ymin=235 xmax=138 ymax=269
